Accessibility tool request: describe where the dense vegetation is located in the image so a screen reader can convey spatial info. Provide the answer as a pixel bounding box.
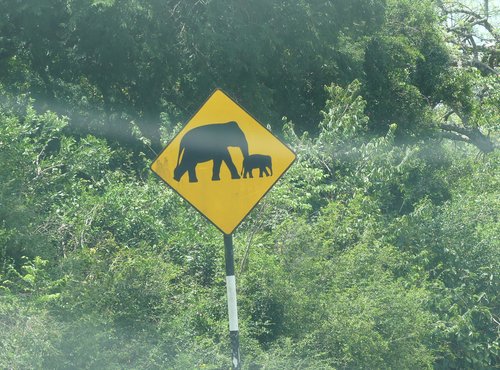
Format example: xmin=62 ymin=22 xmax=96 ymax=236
xmin=1 ymin=0 xmax=498 ymax=368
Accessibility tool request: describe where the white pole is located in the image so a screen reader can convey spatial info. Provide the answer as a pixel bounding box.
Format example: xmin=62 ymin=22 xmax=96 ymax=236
xmin=224 ymin=233 xmax=241 ymax=369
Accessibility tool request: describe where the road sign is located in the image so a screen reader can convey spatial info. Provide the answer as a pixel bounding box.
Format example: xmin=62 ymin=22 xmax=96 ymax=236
xmin=151 ymin=89 xmax=296 ymax=235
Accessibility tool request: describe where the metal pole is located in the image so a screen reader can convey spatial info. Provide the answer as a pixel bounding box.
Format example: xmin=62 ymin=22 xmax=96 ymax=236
xmin=224 ymin=233 xmax=241 ymax=369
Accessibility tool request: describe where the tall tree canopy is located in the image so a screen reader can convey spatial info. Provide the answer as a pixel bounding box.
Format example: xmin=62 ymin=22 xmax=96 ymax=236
xmin=1 ymin=0 xmax=497 ymax=152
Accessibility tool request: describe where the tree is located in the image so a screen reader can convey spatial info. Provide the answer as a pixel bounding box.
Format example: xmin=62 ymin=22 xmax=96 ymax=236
xmin=432 ymin=0 xmax=499 ymax=152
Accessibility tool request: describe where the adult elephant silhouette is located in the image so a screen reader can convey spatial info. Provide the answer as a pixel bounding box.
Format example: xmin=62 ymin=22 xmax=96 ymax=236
xmin=173 ymin=121 xmax=249 ymax=183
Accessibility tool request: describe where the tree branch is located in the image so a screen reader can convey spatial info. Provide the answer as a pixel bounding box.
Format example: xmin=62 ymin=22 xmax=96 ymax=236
xmin=440 ymin=130 xmax=471 ymax=144
xmin=439 ymin=123 xmax=496 ymax=153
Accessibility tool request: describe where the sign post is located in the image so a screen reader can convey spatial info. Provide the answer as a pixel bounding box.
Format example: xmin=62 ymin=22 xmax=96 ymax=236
xmin=151 ymin=89 xmax=295 ymax=369
xmin=224 ymin=233 xmax=240 ymax=369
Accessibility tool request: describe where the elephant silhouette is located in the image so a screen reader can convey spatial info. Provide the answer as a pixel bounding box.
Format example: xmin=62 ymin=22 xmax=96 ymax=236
xmin=241 ymin=154 xmax=273 ymax=178
xmin=173 ymin=121 xmax=249 ymax=183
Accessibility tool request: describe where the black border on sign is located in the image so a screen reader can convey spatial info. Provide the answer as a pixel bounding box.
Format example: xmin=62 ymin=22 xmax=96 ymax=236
xmin=150 ymin=88 xmax=297 ymax=235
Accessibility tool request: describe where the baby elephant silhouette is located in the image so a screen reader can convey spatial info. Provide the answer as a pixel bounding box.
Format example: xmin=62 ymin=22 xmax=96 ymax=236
xmin=241 ymin=154 xmax=273 ymax=178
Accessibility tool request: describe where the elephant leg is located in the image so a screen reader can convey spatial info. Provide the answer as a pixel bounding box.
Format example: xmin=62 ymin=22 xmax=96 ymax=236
xmin=259 ymin=167 xmax=264 ymax=177
xmin=262 ymin=167 xmax=270 ymax=177
xmin=222 ymin=151 xmax=240 ymax=179
xmin=188 ymin=166 xmax=198 ymax=183
xmin=212 ymin=159 xmax=222 ymax=181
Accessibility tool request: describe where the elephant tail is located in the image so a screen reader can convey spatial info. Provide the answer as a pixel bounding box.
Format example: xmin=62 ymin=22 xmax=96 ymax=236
xmin=173 ymin=142 xmax=186 ymax=181
xmin=176 ymin=141 xmax=185 ymax=167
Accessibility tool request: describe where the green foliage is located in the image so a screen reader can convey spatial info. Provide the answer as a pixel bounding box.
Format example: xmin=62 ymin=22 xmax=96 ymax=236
xmin=0 ymin=296 xmax=61 ymax=369
xmin=0 ymin=0 xmax=475 ymax=145
xmin=392 ymin=151 xmax=500 ymax=368
xmin=1 ymin=1 xmax=499 ymax=368
xmin=301 ymin=244 xmax=434 ymax=369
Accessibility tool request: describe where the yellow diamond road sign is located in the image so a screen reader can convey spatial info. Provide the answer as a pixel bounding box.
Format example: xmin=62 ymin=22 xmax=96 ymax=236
xmin=151 ymin=89 xmax=296 ymax=234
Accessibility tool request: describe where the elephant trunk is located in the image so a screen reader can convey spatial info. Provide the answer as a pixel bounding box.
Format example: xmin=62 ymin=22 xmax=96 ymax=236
xmin=240 ymin=137 xmax=249 ymax=159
